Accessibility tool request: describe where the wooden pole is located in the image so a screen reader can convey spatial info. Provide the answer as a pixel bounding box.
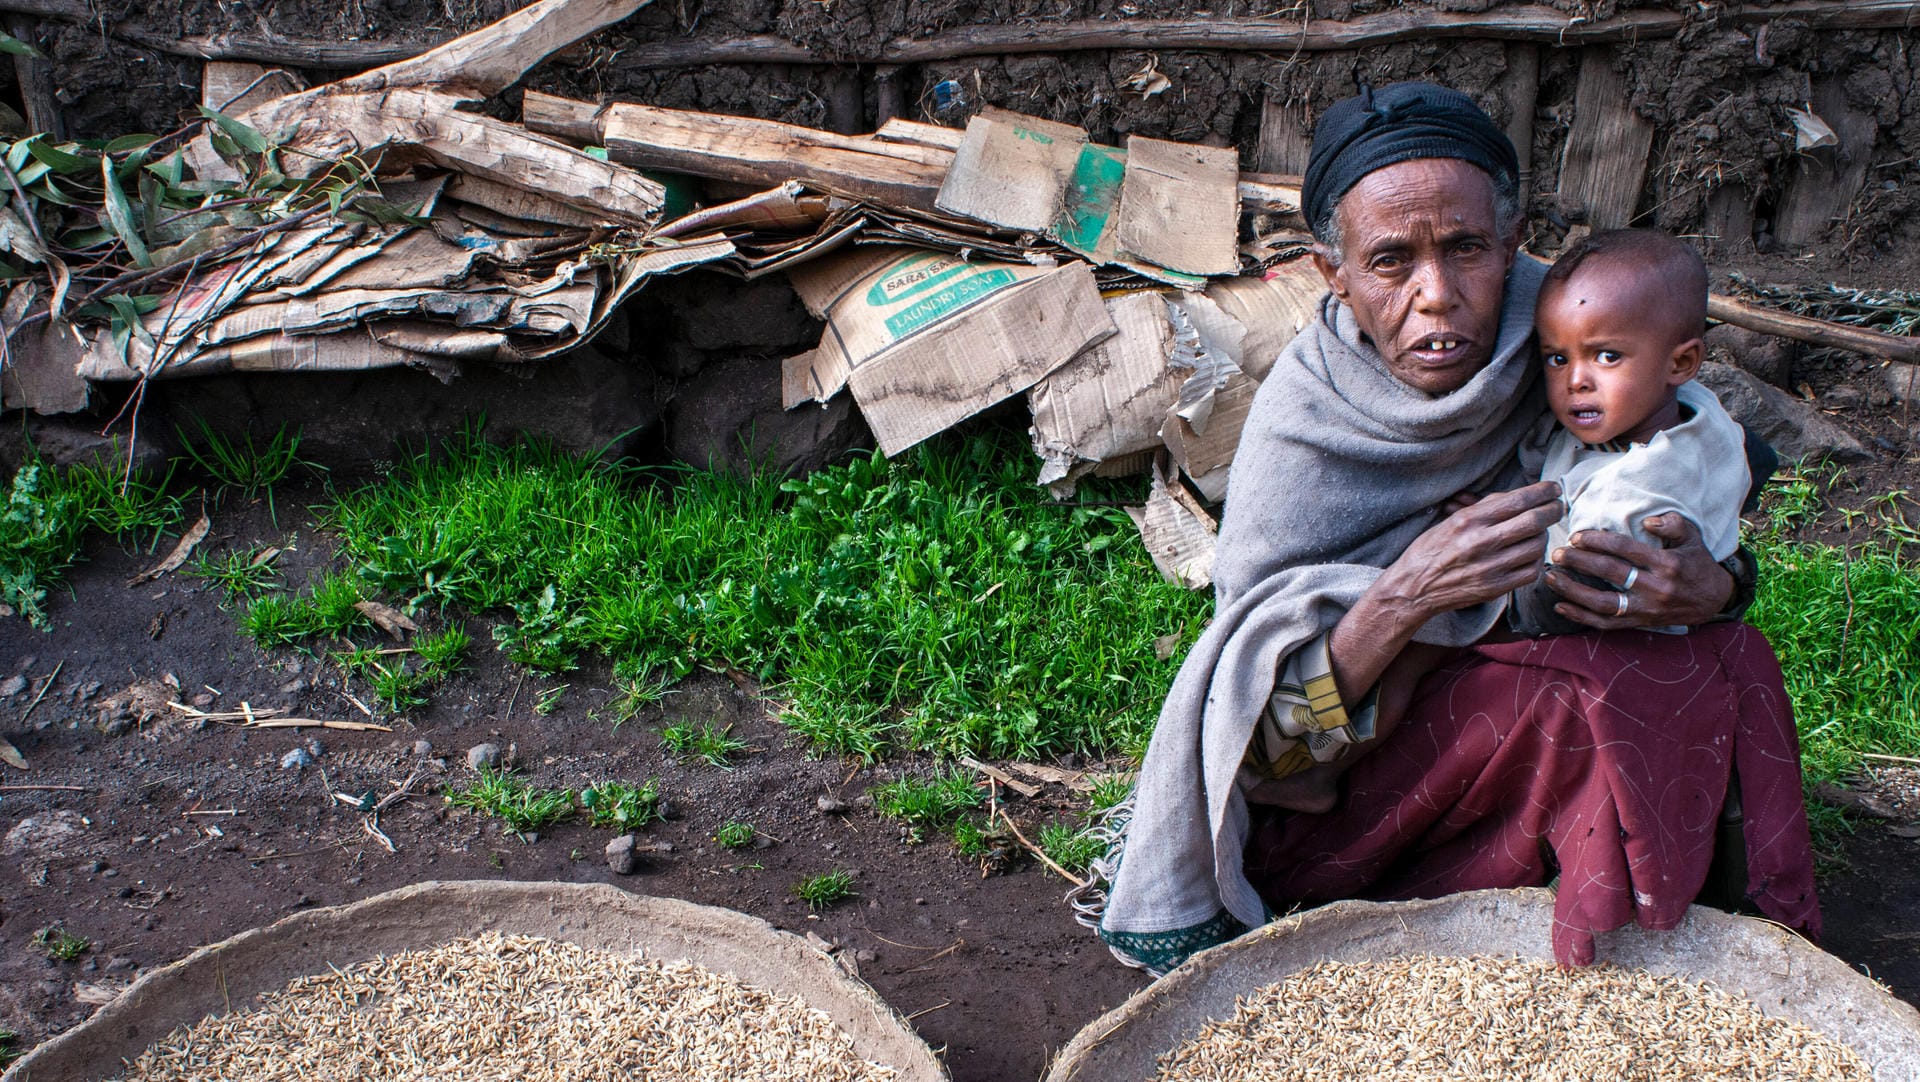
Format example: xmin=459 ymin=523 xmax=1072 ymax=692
xmin=1707 ymin=294 xmax=1920 ymax=365
xmin=0 ymin=0 xmax=1914 ymax=70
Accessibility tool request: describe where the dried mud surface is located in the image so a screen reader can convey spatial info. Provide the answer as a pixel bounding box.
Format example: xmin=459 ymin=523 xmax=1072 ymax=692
xmin=3 ymin=2 xmax=1914 ymax=274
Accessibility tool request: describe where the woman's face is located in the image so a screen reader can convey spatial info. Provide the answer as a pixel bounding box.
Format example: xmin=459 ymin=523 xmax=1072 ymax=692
xmin=1311 ymin=158 xmax=1519 ymax=396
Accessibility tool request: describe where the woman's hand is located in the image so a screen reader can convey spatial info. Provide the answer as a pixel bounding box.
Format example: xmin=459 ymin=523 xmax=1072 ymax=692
xmin=1544 ymin=512 xmax=1735 ymax=629
xmin=1377 ymin=481 xmax=1564 ymax=618
xmin=1327 ymin=482 xmax=1561 ymax=708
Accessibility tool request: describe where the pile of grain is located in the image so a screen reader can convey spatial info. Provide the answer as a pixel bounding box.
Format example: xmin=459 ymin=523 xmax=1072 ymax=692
xmin=1153 ymin=954 xmax=1871 ymax=1082
xmin=110 ymin=931 xmax=898 ymax=1082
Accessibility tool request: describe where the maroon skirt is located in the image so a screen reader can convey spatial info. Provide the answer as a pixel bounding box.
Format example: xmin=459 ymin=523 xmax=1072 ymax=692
xmin=1244 ymin=622 xmax=1820 ymax=965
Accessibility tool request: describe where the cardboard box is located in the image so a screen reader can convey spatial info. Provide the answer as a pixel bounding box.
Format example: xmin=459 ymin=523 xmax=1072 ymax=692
xmin=788 ymin=247 xmax=1115 ymax=455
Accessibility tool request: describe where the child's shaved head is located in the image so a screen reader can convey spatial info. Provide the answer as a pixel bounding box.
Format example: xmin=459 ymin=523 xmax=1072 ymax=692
xmin=1543 ymin=229 xmax=1708 ymax=342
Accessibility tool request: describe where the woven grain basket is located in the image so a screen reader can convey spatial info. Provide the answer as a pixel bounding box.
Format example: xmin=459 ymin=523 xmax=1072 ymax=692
xmin=1047 ymin=887 xmax=1920 ymax=1082
xmin=3 ymin=880 xmax=946 ymax=1081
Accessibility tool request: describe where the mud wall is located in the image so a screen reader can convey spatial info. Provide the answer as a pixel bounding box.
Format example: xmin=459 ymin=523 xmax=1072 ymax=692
xmin=6 ymin=0 xmax=1914 ymax=265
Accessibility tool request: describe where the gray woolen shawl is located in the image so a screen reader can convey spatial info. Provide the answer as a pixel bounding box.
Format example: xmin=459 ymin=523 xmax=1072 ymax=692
xmin=1094 ymin=256 xmax=1549 ymax=966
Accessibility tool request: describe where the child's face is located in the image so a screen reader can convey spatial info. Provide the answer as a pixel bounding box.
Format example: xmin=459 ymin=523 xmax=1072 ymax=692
xmin=1536 ymin=264 xmax=1702 ymax=446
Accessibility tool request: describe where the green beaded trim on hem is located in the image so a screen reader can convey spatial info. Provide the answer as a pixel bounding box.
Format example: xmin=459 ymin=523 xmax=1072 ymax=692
xmin=1098 ymin=910 xmax=1248 ymax=975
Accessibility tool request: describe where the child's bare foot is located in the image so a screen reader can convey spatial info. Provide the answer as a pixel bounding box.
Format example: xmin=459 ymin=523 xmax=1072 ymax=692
xmin=1246 ymin=764 xmax=1341 ymax=814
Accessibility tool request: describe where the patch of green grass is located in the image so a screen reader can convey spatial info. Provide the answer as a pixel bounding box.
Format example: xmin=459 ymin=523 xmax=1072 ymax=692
xmin=714 ymin=820 xmax=756 ymax=849
xmin=32 ymin=925 xmax=89 ymax=962
xmin=792 ymin=870 xmax=856 ymax=911
xmin=369 ymin=662 xmax=429 ymax=713
xmin=240 ymin=571 xmax=372 ymax=648
xmin=1038 ymin=820 xmax=1105 ymax=876
xmin=414 ymin=625 xmax=471 ymax=679
xmin=1747 ymin=531 xmax=1920 ymax=784
xmin=178 ymin=419 xmax=310 ymax=506
xmin=603 ymin=659 xmax=674 ymax=729
xmin=3 ymin=459 xmax=182 ymax=628
xmin=534 ymin=684 xmax=568 ymax=716
xmin=870 ymin=768 xmax=984 ymax=843
xmin=445 ymin=767 xmax=575 ymax=834
xmin=660 ymin=720 xmax=747 ymax=767
xmin=317 ymin=429 xmax=1205 ymax=761
xmin=0 ymin=1026 xmax=19 ymax=1067
xmin=1086 ymin=774 xmax=1134 ymax=814
xmin=951 ymin=813 xmax=1012 ymax=859
xmin=582 ymin=779 xmax=662 ymax=831
xmin=189 ymin=546 xmax=280 ymax=601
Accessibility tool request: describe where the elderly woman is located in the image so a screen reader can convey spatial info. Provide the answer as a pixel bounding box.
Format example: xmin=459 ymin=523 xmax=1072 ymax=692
xmin=1077 ymin=83 xmax=1819 ymax=974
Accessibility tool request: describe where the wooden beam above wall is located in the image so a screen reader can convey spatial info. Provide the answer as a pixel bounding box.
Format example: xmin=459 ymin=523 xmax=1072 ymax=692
xmin=1 ymin=0 xmax=1915 ymax=70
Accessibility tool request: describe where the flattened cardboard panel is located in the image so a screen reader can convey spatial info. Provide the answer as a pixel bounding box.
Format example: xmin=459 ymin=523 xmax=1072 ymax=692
xmin=936 ymin=108 xmax=1087 ymax=233
xmin=1029 ymin=291 xmax=1181 ymax=486
xmin=782 ymin=344 xmax=851 ymax=409
xmin=1162 ymin=370 xmax=1258 ymax=486
xmin=1206 ymin=257 xmax=1325 ymax=381
xmin=1115 ymin=136 xmax=1240 ymax=277
xmin=1126 ymin=461 xmax=1218 ymax=589
xmin=1050 ymin=142 xmax=1126 ymax=262
xmin=787 ymin=246 xmax=912 ymax=319
xmin=793 ymin=248 xmax=1055 ymax=372
xmin=849 ymin=261 xmax=1115 ymax=456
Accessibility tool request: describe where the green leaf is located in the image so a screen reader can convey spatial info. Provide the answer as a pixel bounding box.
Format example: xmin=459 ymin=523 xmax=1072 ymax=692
xmin=100 ymin=155 xmax=151 ymax=268
xmin=144 ymin=149 xmax=187 ymax=187
xmin=103 ymin=134 xmax=160 ymax=156
xmin=23 ymin=137 xmax=90 ymax=175
xmin=11 ymin=159 xmax=50 ymax=187
xmin=197 ymin=106 xmax=271 ymax=157
xmin=0 ymin=31 xmax=40 ymax=58
xmin=28 ymin=177 xmax=77 ymax=207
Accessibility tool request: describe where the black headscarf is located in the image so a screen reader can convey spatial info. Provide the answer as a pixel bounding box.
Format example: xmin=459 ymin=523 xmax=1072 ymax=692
xmin=1300 ymin=81 xmax=1519 ymax=239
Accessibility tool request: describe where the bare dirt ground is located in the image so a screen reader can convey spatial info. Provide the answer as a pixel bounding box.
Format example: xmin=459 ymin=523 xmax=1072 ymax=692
xmin=4 ymin=406 xmax=1920 ymax=1080
xmin=0 ymin=492 xmax=1154 ymax=1081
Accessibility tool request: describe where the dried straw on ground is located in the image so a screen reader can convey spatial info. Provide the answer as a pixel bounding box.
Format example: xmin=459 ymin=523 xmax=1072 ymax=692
xmin=110 ymin=931 xmax=898 ymax=1082
xmin=1152 ymin=954 xmax=1871 ymax=1082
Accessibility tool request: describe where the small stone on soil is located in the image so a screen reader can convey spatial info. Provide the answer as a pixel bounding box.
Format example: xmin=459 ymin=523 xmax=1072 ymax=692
xmin=280 ymin=748 xmax=313 ymax=770
xmin=412 ymin=739 xmax=433 ymax=756
xmin=606 ymin=834 xmax=639 ymax=875
xmin=466 ymin=743 xmax=500 ymax=771
xmin=0 ymin=674 xmax=25 ymax=697
xmin=816 ymin=795 xmax=849 ymax=815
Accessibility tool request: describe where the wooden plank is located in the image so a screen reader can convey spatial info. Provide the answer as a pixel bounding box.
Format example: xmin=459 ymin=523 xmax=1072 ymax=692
xmin=262 ymin=87 xmax=664 ymax=224
xmin=875 ymin=118 xmax=964 ymax=151
xmin=1255 ymin=97 xmax=1312 ymax=177
xmin=1704 ymin=184 xmax=1755 ymax=255
xmin=523 ymin=93 xmax=1304 ymax=227
xmin=612 ymin=1 xmax=1920 ymax=66
xmin=597 ymin=102 xmax=951 ymax=212
xmin=201 ymin=61 xmax=305 ymax=114
xmin=1496 ymin=44 xmax=1539 ymax=195
xmin=1708 ymin=293 xmax=1920 ymax=364
xmin=6 ymin=16 xmax=61 ymax=139
xmin=1556 ymin=48 xmax=1653 ymax=230
xmin=1773 ymin=79 xmax=1879 ymax=247
xmin=341 ymin=0 xmax=650 ymax=99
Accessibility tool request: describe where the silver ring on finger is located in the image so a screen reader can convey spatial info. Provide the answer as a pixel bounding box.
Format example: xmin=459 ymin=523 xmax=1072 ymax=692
xmin=1615 ymin=591 xmax=1631 ymax=617
xmin=1621 ymin=567 xmax=1640 ymax=592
